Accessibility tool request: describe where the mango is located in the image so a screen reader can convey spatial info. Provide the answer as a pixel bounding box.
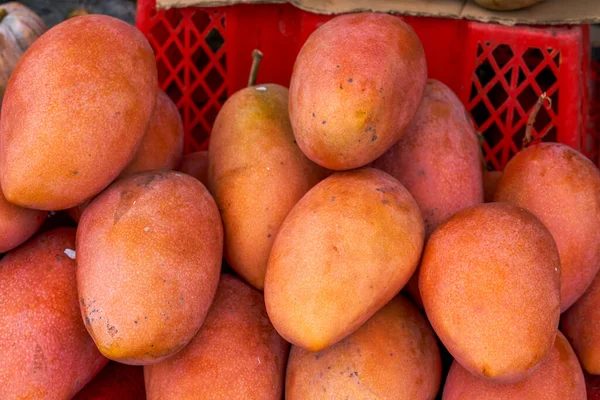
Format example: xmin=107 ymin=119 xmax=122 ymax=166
xmin=208 ymin=84 xmax=327 ymax=289
xmin=179 ymin=151 xmax=208 ymax=186
xmin=120 ymin=88 xmax=184 ymax=177
xmin=371 ymin=79 xmax=483 ymax=309
xmin=0 ymin=15 xmax=157 ymax=210
xmin=562 ymin=272 xmax=600 ymax=374
xmin=265 ymin=167 xmax=424 ymax=351
xmin=76 ymin=171 xmax=222 ymax=364
xmin=289 ymin=13 xmax=427 ymax=170
xmin=442 ymin=332 xmax=586 ymax=399
xmin=145 ymin=274 xmax=289 ymax=399
xmin=420 ymin=203 xmax=561 ymax=382
xmin=494 ymin=143 xmax=600 ymax=311
xmin=0 ymin=228 xmax=107 ymax=399
xmin=372 ymin=79 xmax=483 ymax=237
xmin=286 ymin=295 xmax=441 ymax=399
xmin=0 ymin=188 xmax=46 ymax=252
xmin=67 ymin=89 xmax=184 ymax=223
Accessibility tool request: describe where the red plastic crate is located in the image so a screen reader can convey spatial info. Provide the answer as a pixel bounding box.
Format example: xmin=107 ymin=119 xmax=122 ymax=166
xmin=136 ymin=1 xmax=600 ymax=170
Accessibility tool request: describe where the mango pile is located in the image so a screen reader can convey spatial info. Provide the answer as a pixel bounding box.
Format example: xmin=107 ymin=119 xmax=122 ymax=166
xmin=0 ymin=12 xmax=598 ymax=400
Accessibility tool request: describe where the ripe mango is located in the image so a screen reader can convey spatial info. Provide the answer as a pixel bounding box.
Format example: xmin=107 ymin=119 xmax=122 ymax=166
xmin=120 ymin=89 xmax=184 ymax=177
xmin=265 ymin=167 xmax=424 ymax=351
xmin=371 ymin=79 xmax=483 ymax=309
xmin=562 ymin=272 xmax=600 ymax=374
xmin=372 ymin=79 xmax=483 ymax=237
xmin=145 ymin=275 xmax=289 ymax=399
xmin=67 ymin=89 xmax=184 ymax=223
xmin=208 ymin=84 xmax=327 ymax=289
xmin=0 ymin=228 xmax=107 ymax=399
xmin=494 ymin=143 xmax=600 ymax=311
xmin=420 ymin=203 xmax=561 ymax=382
xmin=77 ymin=171 xmax=223 ymax=365
xmin=0 ymin=188 xmax=46 ymax=252
xmin=289 ymin=13 xmax=427 ymax=170
xmin=286 ymin=295 xmax=441 ymax=399
xmin=0 ymin=15 xmax=157 ymax=210
xmin=179 ymin=151 xmax=208 ymax=186
xmin=442 ymin=332 xmax=586 ymax=399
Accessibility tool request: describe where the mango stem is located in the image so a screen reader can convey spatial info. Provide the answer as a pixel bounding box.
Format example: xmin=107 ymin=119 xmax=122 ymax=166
xmin=522 ymin=93 xmax=552 ymax=150
xmin=247 ymin=49 xmax=263 ymax=87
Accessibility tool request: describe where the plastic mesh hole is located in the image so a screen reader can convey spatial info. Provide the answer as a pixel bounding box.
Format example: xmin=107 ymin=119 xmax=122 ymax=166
xmin=166 ymin=81 xmax=183 ymax=104
xmin=190 ymin=10 xmax=210 ymax=32
xmin=523 ymin=48 xmax=544 ymax=72
xmin=517 ymin=86 xmax=538 ymax=112
xmin=471 ymin=101 xmax=491 ymax=127
xmin=512 ymin=125 xmax=526 ymax=149
xmin=535 ymin=65 xmax=558 ymax=92
xmin=156 ymin=58 xmax=170 ymax=84
xmin=475 ymin=59 xmax=495 ymax=88
xmin=517 ymin=67 xmax=527 ymax=87
xmin=163 ymin=8 xmax=183 ymax=30
xmin=150 ymin=20 xmax=170 ymax=45
xmin=205 ymin=28 xmax=225 ymax=54
xmin=492 ymin=44 xmax=514 ymax=69
xmin=484 ymin=122 xmax=504 ymax=150
xmin=488 ymin=81 xmax=509 ymax=109
xmin=206 ymin=68 xmax=225 ymax=95
xmin=165 ymin=41 xmax=182 ymax=67
xmin=192 ymin=84 xmax=209 ymax=105
xmin=469 ymin=85 xmax=478 ymax=102
xmin=192 ymin=47 xmax=210 ymax=70
xmin=205 ymin=104 xmax=220 ymax=126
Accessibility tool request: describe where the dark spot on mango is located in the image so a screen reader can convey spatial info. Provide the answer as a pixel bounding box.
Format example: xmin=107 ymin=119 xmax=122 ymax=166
xmin=322 ymin=120 xmax=327 ymax=125
xmin=336 ymin=65 xmax=339 ymax=68
xmin=267 ymin=234 xmax=272 ymax=238
xmin=348 ymin=78 xmax=353 ymax=83
xmin=482 ymin=365 xmax=491 ymax=377
xmin=382 ymin=199 xmax=389 ymax=205
xmin=330 ymin=196 xmax=336 ymax=202
xmin=71 ymin=170 xmax=79 ymax=175
xmin=365 ymin=126 xmax=373 ymax=132
xmin=136 ymin=174 xmax=158 ymax=189
xmin=372 ymin=134 xmax=378 ymax=141
xmin=84 ymin=316 xmax=91 ymax=325
xmin=106 ymin=320 xmax=118 ymax=338
xmin=312 ymin=112 xmax=315 ymax=118
xmin=134 ymin=320 xmax=138 ymax=324
xmin=339 ymin=83 xmax=343 ymax=89
xmin=81 ymin=298 xmax=85 ymax=306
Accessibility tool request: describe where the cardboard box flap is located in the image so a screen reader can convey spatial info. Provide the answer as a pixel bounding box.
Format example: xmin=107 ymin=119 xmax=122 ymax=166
xmin=156 ymin=0 xmax=600 ymax=26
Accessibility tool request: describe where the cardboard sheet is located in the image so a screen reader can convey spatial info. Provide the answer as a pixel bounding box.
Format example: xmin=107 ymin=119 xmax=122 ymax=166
xmin=156 ymin=0 xmax=600 ymax=26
